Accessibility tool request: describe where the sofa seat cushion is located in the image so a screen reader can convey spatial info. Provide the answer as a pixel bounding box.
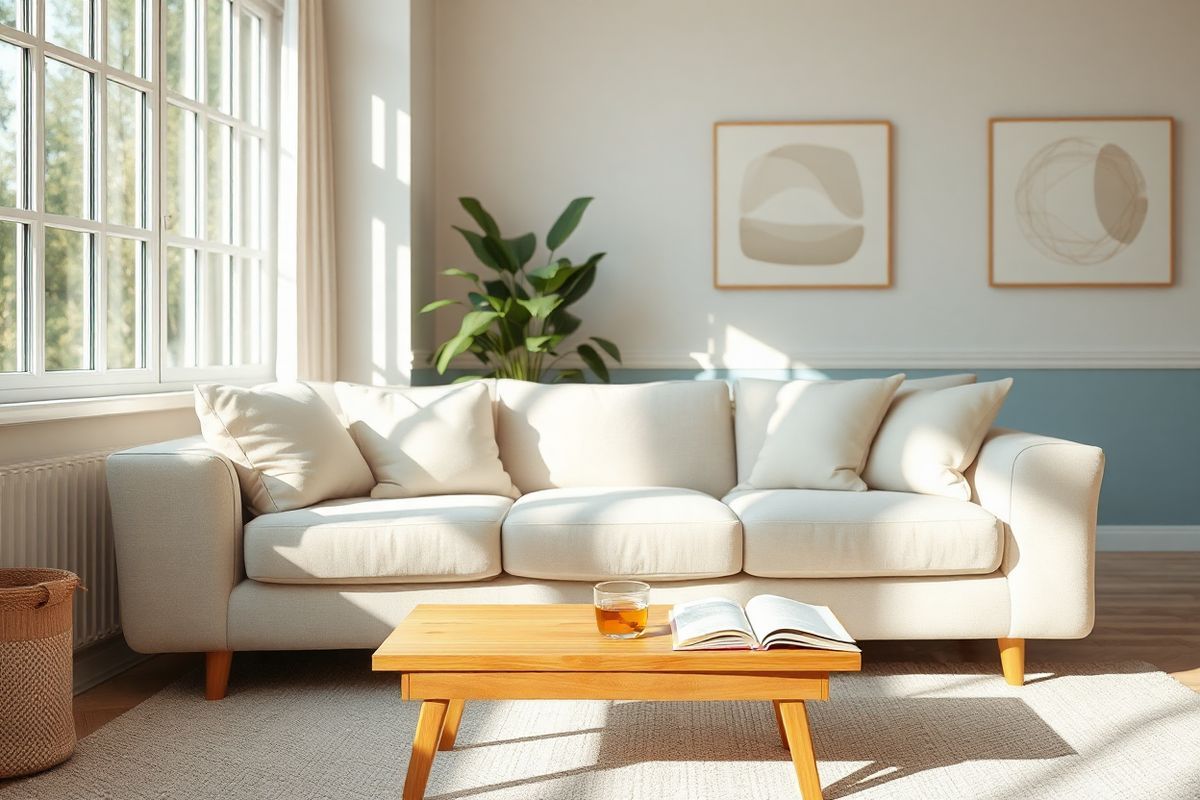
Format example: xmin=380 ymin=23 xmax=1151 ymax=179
xmin=726 ymin=489 xmax=1003 ymax=578
xmin=501 ymin=487 xmax=743 ymax=581
xmin=244 ymin=495 xmax=512 ymax=584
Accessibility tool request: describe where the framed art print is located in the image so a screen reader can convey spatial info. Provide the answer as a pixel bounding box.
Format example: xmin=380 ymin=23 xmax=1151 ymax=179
xmin=713 ymin=121 xmax=892 ymax=289
xmin=990 ymin=117 xmax=1174 ymax=287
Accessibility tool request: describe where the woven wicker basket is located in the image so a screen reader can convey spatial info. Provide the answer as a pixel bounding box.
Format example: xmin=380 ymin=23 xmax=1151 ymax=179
xmin=0 ymin=568 xmax=80 ymax=778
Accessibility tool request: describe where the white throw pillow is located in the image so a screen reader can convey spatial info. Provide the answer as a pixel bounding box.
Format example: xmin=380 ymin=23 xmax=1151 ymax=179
xmin=863 ymin=378 xmax=1014 ymax=499
xmin=733 ymin=373 xmax=975 ymax=485
xmin=335 ymin=381 xmax=517 ymax=499
xmin=194 ymin=382 xmax=375 ymax=514
xmin=747 ymin=374 xmax=906 ymax=491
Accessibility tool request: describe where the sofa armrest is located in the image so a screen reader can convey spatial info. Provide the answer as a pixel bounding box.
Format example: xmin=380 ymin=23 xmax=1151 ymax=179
xmin=107 ymin=436 xmax=243 ymax=653
xmin=967 ymin=428 xmax=1105 ymax=639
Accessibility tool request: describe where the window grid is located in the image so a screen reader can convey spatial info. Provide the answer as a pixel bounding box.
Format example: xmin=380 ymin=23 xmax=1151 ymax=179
xmin=0 ymin=0 xmax=276 ymax=401
xmin=160 ymin=0 xmax=270 ymax=378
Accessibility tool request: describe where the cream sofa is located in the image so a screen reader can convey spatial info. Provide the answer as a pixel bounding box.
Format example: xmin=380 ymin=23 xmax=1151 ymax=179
xmin=106 ymin=379 xmax=1105 ymax=699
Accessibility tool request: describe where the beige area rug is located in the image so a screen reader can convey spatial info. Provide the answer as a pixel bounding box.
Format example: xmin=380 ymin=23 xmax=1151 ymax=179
xmin=3 ymin=653 xmax=1199 ymax=799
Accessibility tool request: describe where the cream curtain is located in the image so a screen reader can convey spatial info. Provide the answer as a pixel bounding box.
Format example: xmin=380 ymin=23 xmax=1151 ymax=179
xmin=278 ymin=0 xmax=338 ymax=382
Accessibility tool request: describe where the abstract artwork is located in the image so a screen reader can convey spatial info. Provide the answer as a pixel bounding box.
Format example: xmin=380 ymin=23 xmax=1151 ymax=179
xmin=990 ymin=117 xmax=1174 ymax=286
xmin=713 ymin=121 xmax=891 ymax=289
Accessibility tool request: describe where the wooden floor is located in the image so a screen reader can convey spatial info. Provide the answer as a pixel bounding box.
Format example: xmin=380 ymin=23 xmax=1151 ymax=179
xmin=73 ymin=552 xmax=1200 ymax=739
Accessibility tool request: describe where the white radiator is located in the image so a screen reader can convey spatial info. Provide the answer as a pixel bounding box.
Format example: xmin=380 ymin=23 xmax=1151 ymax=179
xmin=0 ymin=451 xmax=120 ymax=650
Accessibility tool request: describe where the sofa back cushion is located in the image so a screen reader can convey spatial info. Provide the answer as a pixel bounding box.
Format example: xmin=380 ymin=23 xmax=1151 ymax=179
xmin=334 ymin=381 xmax=517 ymax=499
xmin=746 ymin=374 xmax=906 ymax=492
xmin=734 ymin=374 xmax=976 ymax=485
xmin=194 ymin=382 xmax=376 ymax=514
xmin=495 ymin=380 xmax=736 ymax=497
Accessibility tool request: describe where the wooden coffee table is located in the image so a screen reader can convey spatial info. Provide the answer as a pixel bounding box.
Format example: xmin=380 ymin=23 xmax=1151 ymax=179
xmin=373 ymin=604 xmax=861 ymax=800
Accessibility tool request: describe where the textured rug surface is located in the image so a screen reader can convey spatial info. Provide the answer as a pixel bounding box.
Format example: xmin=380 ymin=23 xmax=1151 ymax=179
xmin=3 ymin=653 xmax=1199 ymax=799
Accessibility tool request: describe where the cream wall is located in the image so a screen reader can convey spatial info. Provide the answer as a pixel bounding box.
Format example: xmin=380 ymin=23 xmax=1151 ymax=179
xmin=431 ymin=0 xmax=1199 ymax=369
xmin=325 ymin=0 xmax=436 ymax=386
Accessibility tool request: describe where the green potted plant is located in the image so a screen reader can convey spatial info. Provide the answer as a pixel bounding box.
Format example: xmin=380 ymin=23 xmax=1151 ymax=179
xmin=422 ymin=197 xmax=622 ymax=383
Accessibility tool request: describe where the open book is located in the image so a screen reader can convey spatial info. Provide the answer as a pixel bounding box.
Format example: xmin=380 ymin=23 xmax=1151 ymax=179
xmin=669 ymin=595 xmax=860 ymax=652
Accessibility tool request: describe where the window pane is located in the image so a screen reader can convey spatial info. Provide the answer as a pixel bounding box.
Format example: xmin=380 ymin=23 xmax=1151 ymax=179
xmin=165 ymin=245 xmax=194 ymax=366
xmin=232 ymin=257 xmax=259 ymax=365
xmin=205 ymin=0 xmax=230 ymax=111
xmin=107 ymin=80 xmax=144 ymax=227
xmin=206 ymin=121 xmax=230 ymax=242
xmin=106 ymin=236 xmax=143 ymax=369
xmin=237 ymin=132 xmax=260 ymax=246
xmin=44 ymin=226 xmax=91 ymax=371
xmin=237 ymin=9 xmax=260 ymax=124
xmin=165 ymin=103 xmax=196 ymax=235
xmin=0 ymin=220 xmax=22 ymax=372
xmin=44 ymin=58 xmax=92 ymax=219
xmin=108 ymin=0 xmax=145 ymax=77
xmin=0 ymin=40 xmax=23 ymax=209
xmin=199 ymin=251 xmax=228 ymax=366
xmin=0 ymin=0 xmax=25 ymax=30
xmin=165 ymin=0 xmax=197 ymax=99
xmin=46 ymin=0 xmax=90 ymax=56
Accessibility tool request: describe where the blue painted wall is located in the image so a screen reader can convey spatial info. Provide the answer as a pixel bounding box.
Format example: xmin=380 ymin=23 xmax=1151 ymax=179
xmin=414 ymin=368 xmax=1200 ymax=525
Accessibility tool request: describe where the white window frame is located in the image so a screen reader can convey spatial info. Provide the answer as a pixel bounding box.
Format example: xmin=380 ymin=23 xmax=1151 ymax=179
xmin=0 ymin=0 xmax=279 ymax=404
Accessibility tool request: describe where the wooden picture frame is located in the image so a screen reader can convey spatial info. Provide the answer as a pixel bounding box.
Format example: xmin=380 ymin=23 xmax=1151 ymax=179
xmin=989 ymin=116 xmax=1175 ymax=288
xmin=713 ymin=120 xmax=893 ymax=290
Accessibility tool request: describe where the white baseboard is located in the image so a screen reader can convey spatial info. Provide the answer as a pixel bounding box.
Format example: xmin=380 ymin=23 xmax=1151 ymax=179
xmin=1097 ymin=525 xmax=1200 ymax=552
xmin=426 ymin=349 xmax=1200 ymax=371
xmin=73 ymin=635 xmax=148 ymax=695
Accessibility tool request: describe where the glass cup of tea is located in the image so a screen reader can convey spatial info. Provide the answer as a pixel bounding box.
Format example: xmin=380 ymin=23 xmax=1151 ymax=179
xmin=593 ymin=580 xmax=651 ymax=639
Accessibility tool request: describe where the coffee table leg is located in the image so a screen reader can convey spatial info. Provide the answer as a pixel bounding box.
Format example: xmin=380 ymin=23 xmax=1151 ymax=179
xmin=403 ymin=698 xmax=449 ymax=800
xmin=438 ymin=699 xmax=466 ymax=750
xmin=777 ymin=700 xmax=823 ymax=800
xmin=771 ymin=700 xmax=790 ymax=750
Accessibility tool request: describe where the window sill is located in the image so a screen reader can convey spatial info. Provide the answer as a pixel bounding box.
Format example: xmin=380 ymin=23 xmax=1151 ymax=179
xmin=0 ymin=390 xmax=196 ymax=427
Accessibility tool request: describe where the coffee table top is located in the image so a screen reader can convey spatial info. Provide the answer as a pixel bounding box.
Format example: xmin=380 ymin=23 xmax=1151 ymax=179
xmin=372 ymin=604 xmax=862 ymax=673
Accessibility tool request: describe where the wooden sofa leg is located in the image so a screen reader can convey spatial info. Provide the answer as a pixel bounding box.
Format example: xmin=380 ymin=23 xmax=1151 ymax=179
xmin=205 ymin=650 xmax=233 ymax=700
xmin=998 ymin=638 xmax=1025 ymax=686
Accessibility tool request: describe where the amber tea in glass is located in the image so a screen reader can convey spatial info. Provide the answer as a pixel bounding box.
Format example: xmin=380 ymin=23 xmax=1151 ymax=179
xmin=593 ymin=581 xmax=650 ymax=639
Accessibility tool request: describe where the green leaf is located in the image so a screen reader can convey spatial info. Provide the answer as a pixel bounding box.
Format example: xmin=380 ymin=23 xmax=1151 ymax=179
xmin=459 ymin=197 xmax=500 ymax=238
xmin=547 ymin=309 xmax=581 ymax=337
xmin=509 ymin=233 xmax=537 ymax=268
xmin=558 ymin=252 xmax=603 ymax=307
xmin=527 ymin=259 xmax=578 ymax=294
xmin=419 ymin=299 xmax=460 ymax=314
xmin=468 ymin=291 xmax=504 ymax=312
xmin=577 ymin=343 xmax=610 ymax=383
xmin=454 ymin=226 xmax=502 ymax=271
xmin=436 ymin=335 xmax=474 ymax=373
xmin=483 ymin=279 xmax=512 ymax=300
xmin=554 ymin=368 xmax=585 ymax=384
xmin=516 ymin=295 xmax=564 ymax=320
xmin=457 ymin=310 xmax=501 ymax=337
xmin=547 ymin=197 xmax=594 ymax=251
xmin=484 ymin=279 xmax=529 ymax=301
xmin=442 ymin=268 xmax=480 ymax=283
xmin=525 ymin=334 xmax=565 ymax=353
xmin=590 ymin=336 xmax=622 ymax=362
xmin=452 ymin=373 xmax=495 ymax=383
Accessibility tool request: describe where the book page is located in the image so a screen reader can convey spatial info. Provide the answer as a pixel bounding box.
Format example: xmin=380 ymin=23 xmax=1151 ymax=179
xmin=744 ymin=594 xmax=856 ymax=645
xmin=669 ymin=597 xmax=755 ymax=648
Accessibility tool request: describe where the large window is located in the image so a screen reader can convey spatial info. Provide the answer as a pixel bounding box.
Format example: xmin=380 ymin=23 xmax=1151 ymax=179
xmin=0 ymin=0 xmax=277 ymax=402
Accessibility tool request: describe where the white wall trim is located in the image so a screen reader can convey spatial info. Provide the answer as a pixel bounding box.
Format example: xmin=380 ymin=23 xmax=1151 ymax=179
xmin=1097 ymin=525 xmax=1200 ymax=552
xmin=0 ymin=391 xmax=195 ymax=427
xmin=73 ymin=636 xmax=149 ymax=695
xmin=428 ymin=348 xmax=1200 ymax=372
